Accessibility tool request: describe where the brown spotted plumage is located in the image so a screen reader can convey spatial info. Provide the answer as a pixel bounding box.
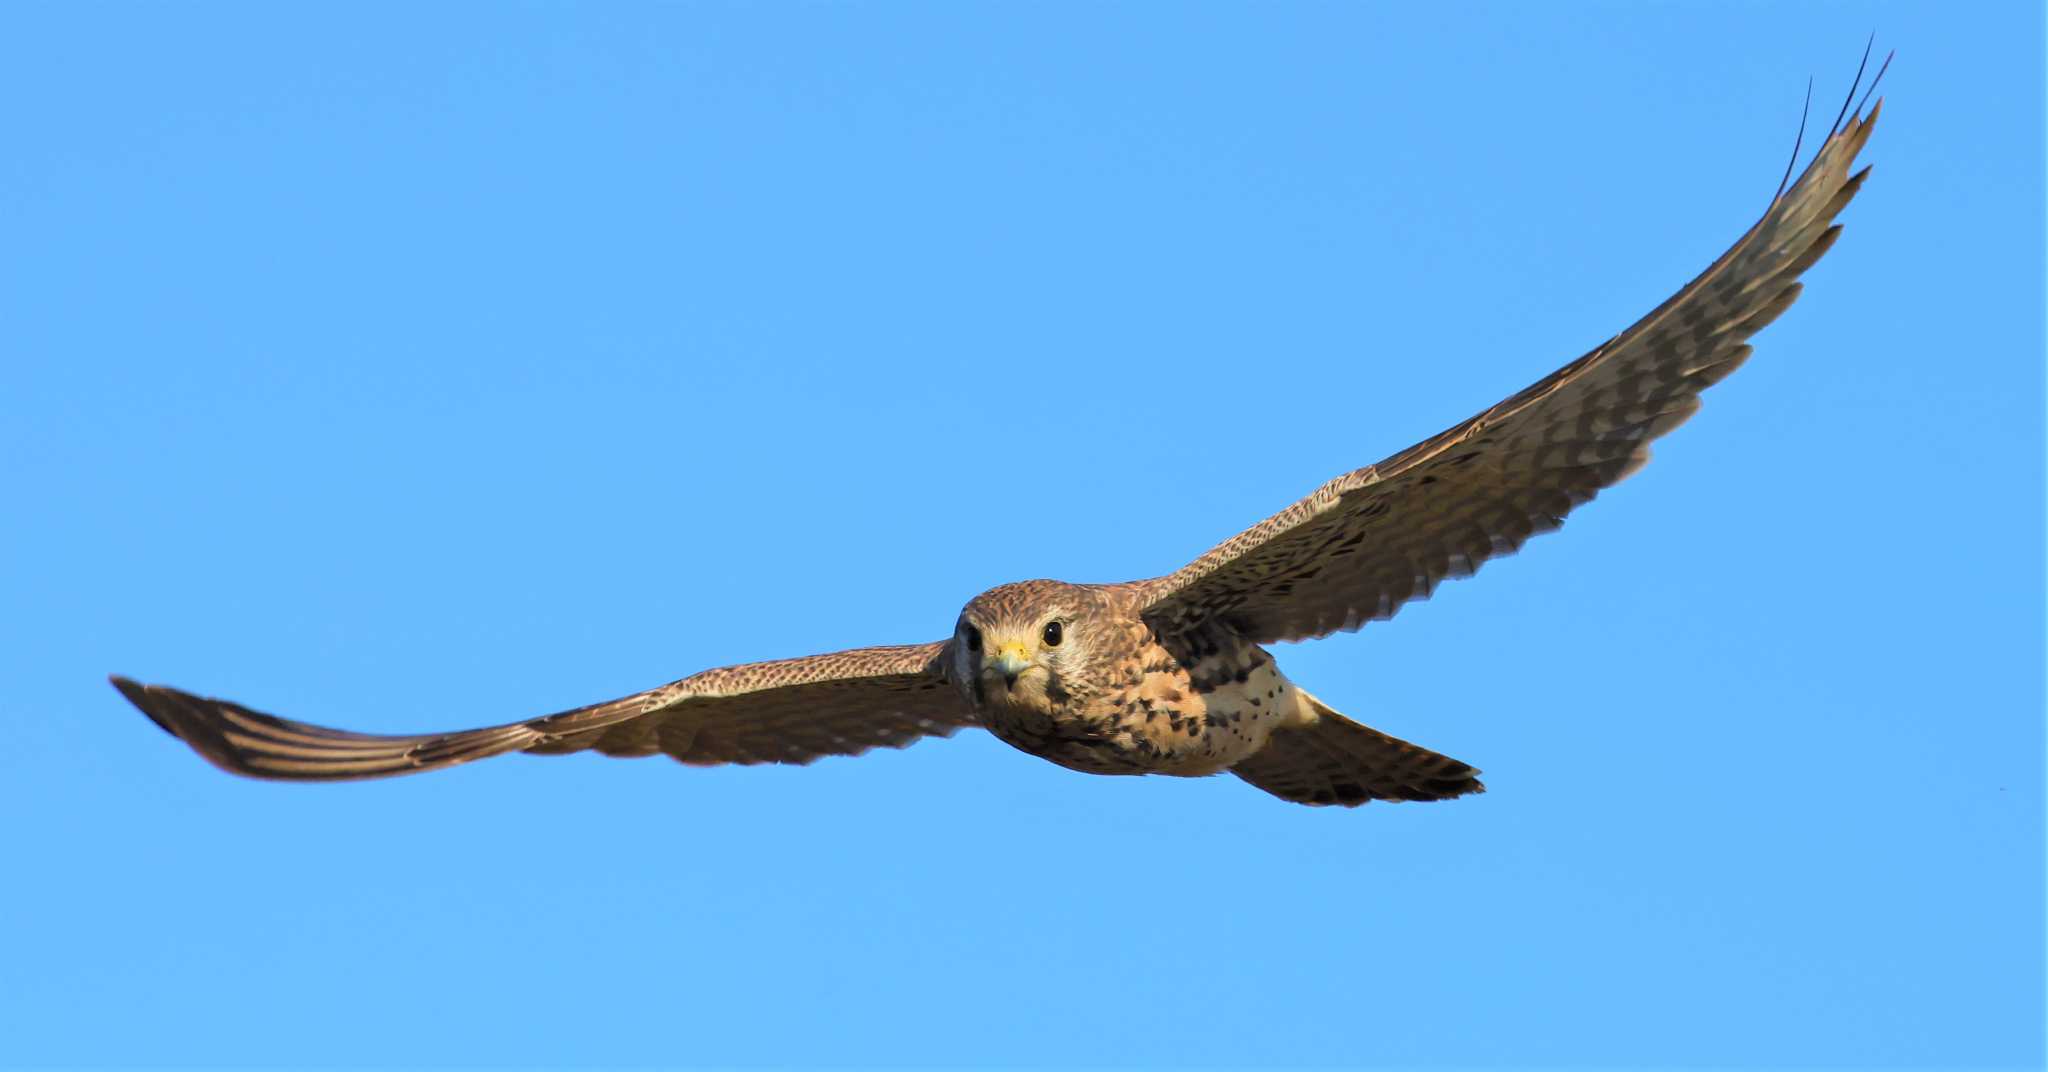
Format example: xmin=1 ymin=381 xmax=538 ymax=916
xmin=112 ymin=73 xmax=1882 ymax=807
xmin=114 ymin=643 xmax=967 ymax=780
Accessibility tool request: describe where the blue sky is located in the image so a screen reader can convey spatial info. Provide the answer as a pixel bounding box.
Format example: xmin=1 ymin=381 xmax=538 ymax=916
xmin=4 ymin=3 xmax=2041 ymax=1068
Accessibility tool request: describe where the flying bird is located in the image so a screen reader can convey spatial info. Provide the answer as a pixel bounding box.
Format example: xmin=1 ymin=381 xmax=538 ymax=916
xmin=113 ymin=68 xmax=1885 ymax=807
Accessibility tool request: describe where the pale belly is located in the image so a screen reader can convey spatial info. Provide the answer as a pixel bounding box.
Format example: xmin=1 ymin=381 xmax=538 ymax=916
xmin=981 ymin=649 xmax=1307 ymax=777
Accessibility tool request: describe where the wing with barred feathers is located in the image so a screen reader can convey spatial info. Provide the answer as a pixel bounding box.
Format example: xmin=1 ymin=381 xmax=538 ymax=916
xmin=1138 ymin=82 xmax=1883 ymax=646
xmin=112 ymin=641 xmax=972 ymax=781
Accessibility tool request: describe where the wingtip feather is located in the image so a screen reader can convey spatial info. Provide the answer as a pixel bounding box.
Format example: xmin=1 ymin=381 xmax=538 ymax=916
xmin=111 ymin=674 xmax=181 ymax=738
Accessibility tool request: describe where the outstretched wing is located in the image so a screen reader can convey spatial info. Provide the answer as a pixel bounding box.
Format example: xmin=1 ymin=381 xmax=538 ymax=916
xmin=1138 ymin=89 xmax=1883 ymax=646
xmin=113 ymin=641 xmax=972 ymax=781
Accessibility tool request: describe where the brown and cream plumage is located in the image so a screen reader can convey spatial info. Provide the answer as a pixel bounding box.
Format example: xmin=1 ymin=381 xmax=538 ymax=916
xmin=113 ymin=70 xmax=1884 ymax=807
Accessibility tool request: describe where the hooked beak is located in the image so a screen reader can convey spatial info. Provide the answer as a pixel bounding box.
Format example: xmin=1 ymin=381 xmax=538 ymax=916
xmin=989 ymin=644 xmax=1032 ymax=689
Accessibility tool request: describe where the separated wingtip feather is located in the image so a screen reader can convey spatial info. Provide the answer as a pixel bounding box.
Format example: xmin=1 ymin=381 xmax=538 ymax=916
xmin=110 ymin=674 xmax=180 ymax=738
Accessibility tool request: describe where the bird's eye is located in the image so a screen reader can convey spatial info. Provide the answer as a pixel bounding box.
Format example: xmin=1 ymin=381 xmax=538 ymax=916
xmin=1042 ymin=621 xmax=1063 ymax=647
xmin=964 ymin=627 xmax=982 ymax=653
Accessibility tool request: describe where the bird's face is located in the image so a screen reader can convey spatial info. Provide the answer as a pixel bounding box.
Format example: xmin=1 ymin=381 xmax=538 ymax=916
xmin=951 ymin=580 xmax=1099 ymax=712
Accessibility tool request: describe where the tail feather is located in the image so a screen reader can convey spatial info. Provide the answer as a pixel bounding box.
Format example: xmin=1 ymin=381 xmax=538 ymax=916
xmin=1231 ymin=689 xmax=1482 ymax=807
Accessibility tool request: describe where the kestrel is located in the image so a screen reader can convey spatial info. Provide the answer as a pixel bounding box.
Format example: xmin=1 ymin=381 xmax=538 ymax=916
xmin=113 ymin=70 xmax=1884 ymax=807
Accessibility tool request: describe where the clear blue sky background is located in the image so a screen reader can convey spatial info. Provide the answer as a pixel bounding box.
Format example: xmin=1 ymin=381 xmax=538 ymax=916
xmin=4 ymin=4 xmax=2041 ymax=1068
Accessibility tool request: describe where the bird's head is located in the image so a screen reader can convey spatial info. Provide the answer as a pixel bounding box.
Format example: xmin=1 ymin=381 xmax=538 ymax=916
xmin=951 ymin=579 xmax=1109 ymax=711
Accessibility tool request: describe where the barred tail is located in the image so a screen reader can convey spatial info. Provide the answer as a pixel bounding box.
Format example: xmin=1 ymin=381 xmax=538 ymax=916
xmin=1230 ymin=689 xmax=1483 ymax=807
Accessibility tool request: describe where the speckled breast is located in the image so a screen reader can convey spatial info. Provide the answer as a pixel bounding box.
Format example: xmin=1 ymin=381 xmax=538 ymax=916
xmin=981 ymin=627 xmax=1300 ymax=778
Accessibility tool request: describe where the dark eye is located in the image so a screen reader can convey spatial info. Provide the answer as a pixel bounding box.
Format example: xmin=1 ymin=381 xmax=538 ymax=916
xmin=963 ymin=627 xmax=982 ymax=653
xmin=1041 ymin=621 xmax=1063 ymax=647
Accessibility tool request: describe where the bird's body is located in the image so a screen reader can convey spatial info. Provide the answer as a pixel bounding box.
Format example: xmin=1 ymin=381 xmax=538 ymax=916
xmin=111 ymin=64 xmax=1886 ymax=808
xmin=951 ymin=579 xmax=1477 ymax=804
xmin=958 ymin=580 xmax=1293 ymax=777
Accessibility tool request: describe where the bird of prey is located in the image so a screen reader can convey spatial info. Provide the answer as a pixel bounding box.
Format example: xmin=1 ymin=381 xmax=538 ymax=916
xmin=113 ymin=68 xmax=1884 ymax=807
